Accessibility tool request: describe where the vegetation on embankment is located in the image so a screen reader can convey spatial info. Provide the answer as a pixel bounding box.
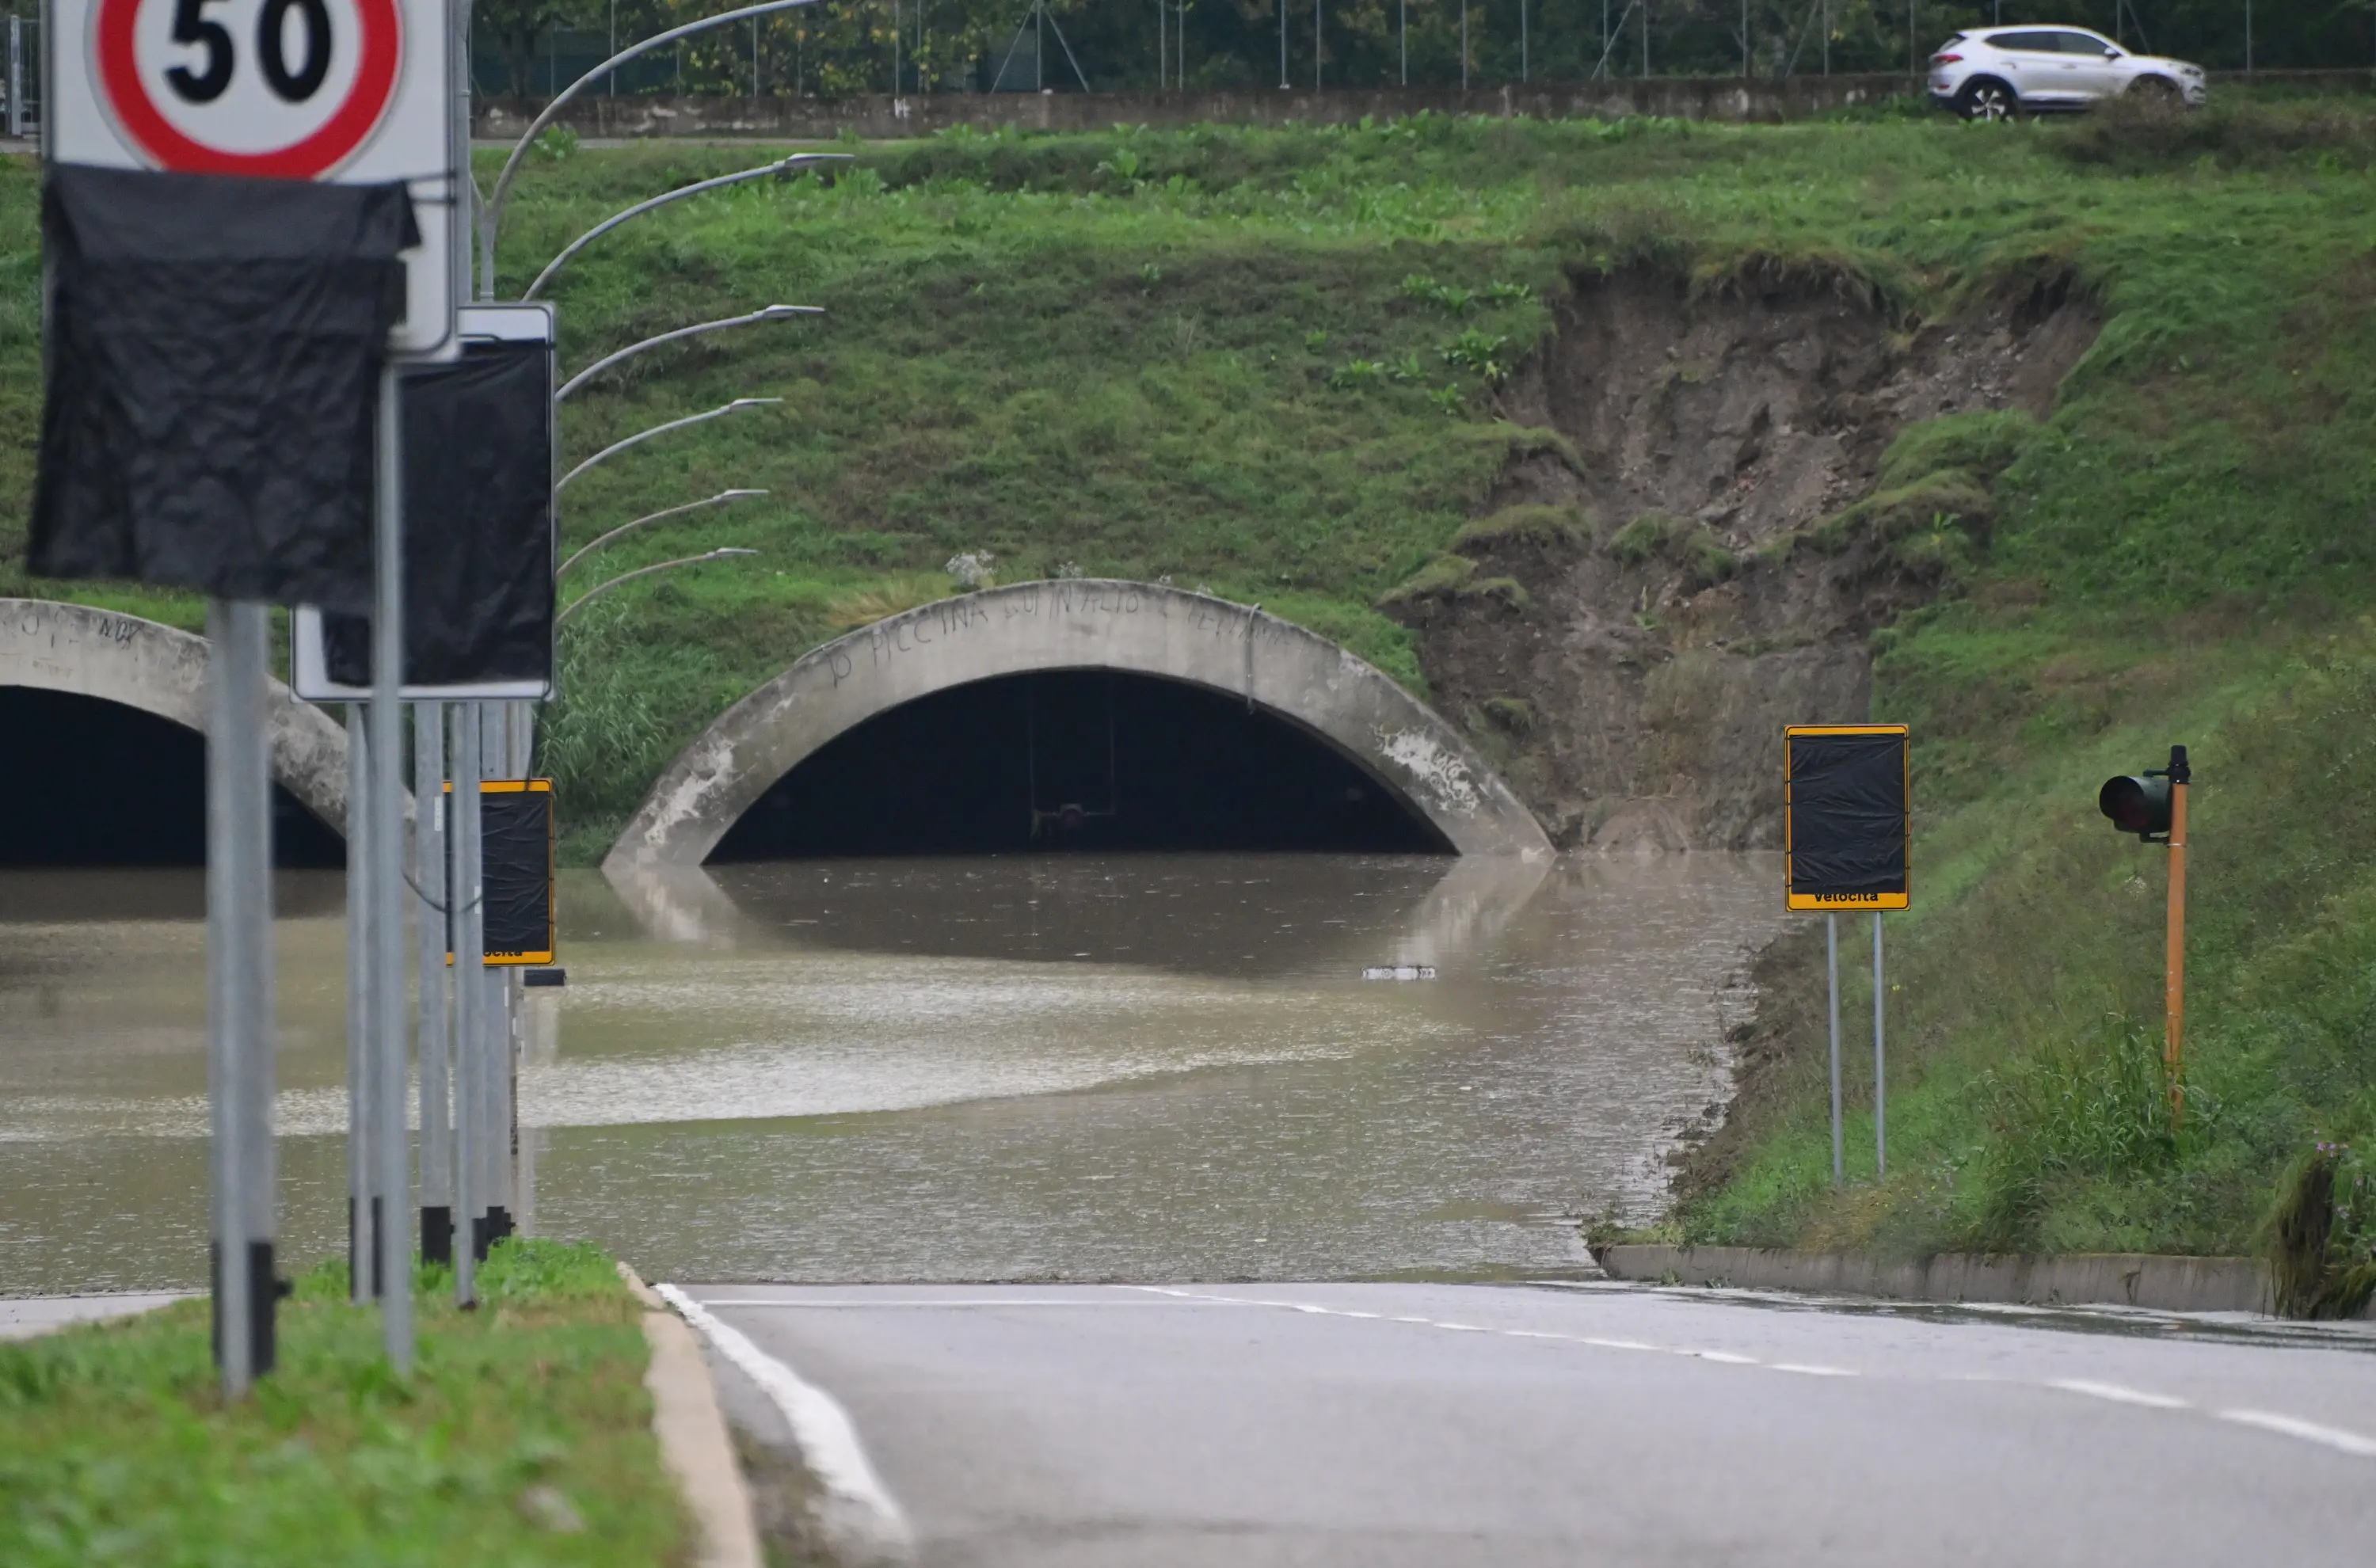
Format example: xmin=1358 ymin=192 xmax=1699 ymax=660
xmin=0 ymin=1239 xmax=687 ymax=1566
xmin=2 ymin=101 xmax=2374 ymax=1266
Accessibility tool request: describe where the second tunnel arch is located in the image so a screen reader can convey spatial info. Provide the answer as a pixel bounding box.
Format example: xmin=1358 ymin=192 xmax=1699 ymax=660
xmin=604 ymin=581 xmax=1552 ymax=870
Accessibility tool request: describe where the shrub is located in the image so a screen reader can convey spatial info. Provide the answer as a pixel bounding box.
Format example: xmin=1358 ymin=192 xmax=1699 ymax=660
xmin=1606 ymin=513 xmax=1675 ymax=566
xmin=1965 ymin=1018 xmax=2188 ymax=1252
xmin=1875 ymin=410 xmax=2039 ymax=491
xmin=1377 ymin=553 xmax=1475 ymax=607
xmin=1451 ymin=503 xmax=1590 ymax=553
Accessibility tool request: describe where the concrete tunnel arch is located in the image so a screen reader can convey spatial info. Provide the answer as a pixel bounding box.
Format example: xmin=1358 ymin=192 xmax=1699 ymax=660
xmin=0 ymin=597 xmax=352 ymax=838
xmin=605 ymin=580 xmax=1552 ymax=870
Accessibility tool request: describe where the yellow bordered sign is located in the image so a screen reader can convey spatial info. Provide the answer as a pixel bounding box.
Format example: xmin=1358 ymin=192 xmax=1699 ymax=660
xmin=1784 ymin=725 xmax=1910 ymax=912
xmin=444 ymin=779 xmax=555 ymax=966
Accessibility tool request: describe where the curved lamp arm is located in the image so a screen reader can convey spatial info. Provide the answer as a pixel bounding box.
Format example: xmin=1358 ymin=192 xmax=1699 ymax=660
xmin=559 ymin=490 xmax=767 ymax=577
xmin=555 ymin=306 xmax=820 ymax=403
xmin=557 ymin=400 xmax=782 ymax=492
xmin=522 ymin=154 xmax=851 ymax=302
xmin=481 ymin=0 xmax=824 ymax=295
xmin=558 ymin=549 xmax=760 ymax=627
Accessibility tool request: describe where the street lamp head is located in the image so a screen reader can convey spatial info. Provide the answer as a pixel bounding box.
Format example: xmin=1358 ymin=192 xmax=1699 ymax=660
xmin=760 ymin=304 xmax=824 ymax=322
xmin=776 ymin=154 xmax=856 ymax=176
xmin=720 ymin=489 xmax=769 ymax=500
xmin=725 ymin=398 xmax=786 ymax=412
xmin=710 ymin=548 xmax=760 ymax=559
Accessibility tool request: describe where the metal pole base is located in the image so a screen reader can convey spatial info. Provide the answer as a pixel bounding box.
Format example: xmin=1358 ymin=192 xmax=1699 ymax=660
xmin=210 ymin=1241 xmax=284 ymax=1378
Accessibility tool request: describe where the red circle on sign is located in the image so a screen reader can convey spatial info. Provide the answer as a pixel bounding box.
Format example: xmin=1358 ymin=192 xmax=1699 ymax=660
xmin=94 ymin=0 xmax=403 ymax=179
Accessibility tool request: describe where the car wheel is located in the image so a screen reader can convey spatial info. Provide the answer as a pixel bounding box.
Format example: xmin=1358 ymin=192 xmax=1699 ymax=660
xmin=1957 ymin=80 xmax=2016 ymax=121
xmin=2127 ymin=75 xmax=2181 ymax=101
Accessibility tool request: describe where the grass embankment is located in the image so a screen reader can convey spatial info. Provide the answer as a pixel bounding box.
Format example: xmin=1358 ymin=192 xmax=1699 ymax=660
xmin=0 ymin=1239 xmax=687 ymax=1566
xmin=2 ymin=103 xmax=2374 ymax=1274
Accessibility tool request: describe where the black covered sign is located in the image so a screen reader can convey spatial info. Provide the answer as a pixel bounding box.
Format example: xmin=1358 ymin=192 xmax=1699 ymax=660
xmin=1784 ymin=725 xmax=1910 ymax=911
xmin=471 ymin=782 xmax=554 ymax=967
xmin=325 ymin=341 xmax=556 ymax=688
xmin=30 ymin=165 xmax=417 ymax=613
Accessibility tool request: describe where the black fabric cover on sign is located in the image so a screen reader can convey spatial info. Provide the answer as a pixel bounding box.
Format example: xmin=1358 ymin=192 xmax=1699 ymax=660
xmin=482 ymin=791 xmax=554 ymax=958
xmin=29 ymin=165 xmax=417 ymax=613
xmin=1788 ymin=733 xmax=1908 ymax=897
xmin=325 ymin=342 xmax=555 ymax=687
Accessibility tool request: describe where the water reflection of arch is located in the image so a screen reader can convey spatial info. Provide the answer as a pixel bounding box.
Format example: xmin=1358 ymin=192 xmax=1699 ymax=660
xmin=604 ymin=581 xmax=1552 ymax=872
xmin=0 ymin=598 xmax=351 ymax=833
xmin=600 ymin=851 xmax=1552 ymax=977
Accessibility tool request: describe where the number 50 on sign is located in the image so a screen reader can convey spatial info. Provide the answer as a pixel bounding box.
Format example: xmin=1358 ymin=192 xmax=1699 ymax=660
xmin=45 ymin=0 xmax=458 ymax=355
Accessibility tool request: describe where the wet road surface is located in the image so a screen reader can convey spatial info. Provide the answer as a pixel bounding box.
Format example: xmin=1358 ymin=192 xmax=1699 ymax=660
xmin=680 ymin=1280 xmax=2376 ymax=1568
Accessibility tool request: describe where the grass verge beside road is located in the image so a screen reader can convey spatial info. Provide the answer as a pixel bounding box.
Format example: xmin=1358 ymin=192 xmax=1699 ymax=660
xmin=0 ymin=1239 xmax=687 ymax=1567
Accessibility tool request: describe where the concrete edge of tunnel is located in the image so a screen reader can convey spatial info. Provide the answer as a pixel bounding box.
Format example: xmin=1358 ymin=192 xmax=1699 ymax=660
xmin=621 ymin=1262 xmax=769 ymax=1568
xmin=1590 ymin=1243 xmax=2376 ymax=1319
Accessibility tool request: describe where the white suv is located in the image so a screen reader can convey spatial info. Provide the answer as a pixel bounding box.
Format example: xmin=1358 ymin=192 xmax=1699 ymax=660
xmin=1928 ymin=28 xmax=2207 ymax=120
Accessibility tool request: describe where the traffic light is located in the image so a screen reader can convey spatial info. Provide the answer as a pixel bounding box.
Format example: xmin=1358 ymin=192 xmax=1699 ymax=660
xmin=2099 ymin=744 xmax=2191 ymax=1130
xmin=2099 ymin=746 xmax=2190 ymax=843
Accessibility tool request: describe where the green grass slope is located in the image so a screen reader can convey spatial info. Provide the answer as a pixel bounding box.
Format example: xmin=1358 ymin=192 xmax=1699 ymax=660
xmin=0 ymin=1239 xmax=685 ymax=1566
xmin=3 ymin=102 xmax=2374 ymax=1262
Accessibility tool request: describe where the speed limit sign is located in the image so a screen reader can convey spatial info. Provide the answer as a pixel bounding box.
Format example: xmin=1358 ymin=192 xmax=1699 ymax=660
xmin=45 ymin=0 xmax=458 ymax=355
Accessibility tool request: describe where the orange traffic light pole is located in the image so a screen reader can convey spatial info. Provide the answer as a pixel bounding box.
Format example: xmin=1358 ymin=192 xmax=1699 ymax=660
xmin=2161 ymin=746 xmax=2190 ymax=1128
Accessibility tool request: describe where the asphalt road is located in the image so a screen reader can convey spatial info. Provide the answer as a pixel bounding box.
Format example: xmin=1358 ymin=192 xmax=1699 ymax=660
xmin=677 ymin=1279 xmax=2376 ymax=1568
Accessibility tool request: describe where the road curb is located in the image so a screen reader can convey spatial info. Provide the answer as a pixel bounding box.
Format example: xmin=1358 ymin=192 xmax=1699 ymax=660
xmin=621 ymin=1264 xmax=764 ymax=1568
xmin=1591 ymin=1245 xmax=2300 ymax=1314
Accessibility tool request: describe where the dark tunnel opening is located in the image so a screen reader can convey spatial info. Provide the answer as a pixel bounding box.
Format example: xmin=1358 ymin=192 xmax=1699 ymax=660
xmin=0 ymin=687 xmax=346 ymax=868
xmin=709 ymin=670 xmax=1454 ymax=861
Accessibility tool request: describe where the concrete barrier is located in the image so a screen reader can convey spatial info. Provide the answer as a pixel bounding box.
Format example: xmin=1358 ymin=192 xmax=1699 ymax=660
xmin=605 ymin=580 xmax=1550 ymax=871
xmin=1594 ymin=1243 xmax=2275 ymax=1313
xmin=0 ymin=598 xmax=350 ymax=834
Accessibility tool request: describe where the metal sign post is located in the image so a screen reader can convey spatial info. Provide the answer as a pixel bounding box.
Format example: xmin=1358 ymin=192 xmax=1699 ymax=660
xmin=345 ymin=703 xmax=375 ymax=1302
xmin=481 ymin=702 xmax=517 ymax=1246
xmin=370 ymin=364 xmax=413 ymax=1370
xmin=1872 ymin=911 xmax=1886 ymax=1178
xmin=2163 ymin=752 xmax=2189 ymax=1125
xmin=205 ymin=600 xmax=276 ymax=1396
xmin=449 ymin=708 xmax=485 ymax=1305
xmin=48 ymin=0 xmax=460 ymax=1388
xmin=1826 ymin=913 xmax=1842 ymax=1188
xmin=1784 ymin=724 xmax=1911 ymax=1187
xmin=415 ymin=702 xmax=452 ymax=1264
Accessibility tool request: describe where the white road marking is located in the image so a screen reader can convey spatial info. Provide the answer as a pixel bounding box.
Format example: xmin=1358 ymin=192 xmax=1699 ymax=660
xmin=659 ymin=1284 xmax=916 ymax=1564
xmin=690 ymin=1298 xmax=1250 ymax=1309
xmin=2217 ymin=1409 xmax=2376 ymax=1458
xmin=730 ymin=1283 xmax=2370 ymax=1466
xmin=2048 ymin=1380 xmax=2191 ymax=1410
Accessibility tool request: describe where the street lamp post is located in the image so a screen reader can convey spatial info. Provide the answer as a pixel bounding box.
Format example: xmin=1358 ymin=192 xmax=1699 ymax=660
xmin=557 ymin=401 xmax=782 ymax=491
xmin=522 ymin=156 xmax=850 ymax=301
xmin=557 ymin=549 xmax=761 ymax=626
xmin=559 ymin=491 xmax=768 ymax=577
xmin=555 ymin=307 xmax=821 ymax=403
xmin=479 ymin=0 xmax=824 ymax=296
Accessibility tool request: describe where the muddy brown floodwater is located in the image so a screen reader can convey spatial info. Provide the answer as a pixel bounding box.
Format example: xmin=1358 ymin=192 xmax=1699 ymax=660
xmin=0 ymin=854 xmax=1783 ymax=1293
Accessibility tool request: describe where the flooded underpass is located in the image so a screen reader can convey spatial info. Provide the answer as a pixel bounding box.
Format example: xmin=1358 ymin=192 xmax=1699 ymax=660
xmin=0 ymin=852 xmax=1783 ymax=1292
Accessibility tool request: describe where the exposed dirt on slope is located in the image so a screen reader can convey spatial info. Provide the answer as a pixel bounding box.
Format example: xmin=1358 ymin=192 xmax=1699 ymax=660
xmin=1390 ymin=265 xmax=2099 ymax=849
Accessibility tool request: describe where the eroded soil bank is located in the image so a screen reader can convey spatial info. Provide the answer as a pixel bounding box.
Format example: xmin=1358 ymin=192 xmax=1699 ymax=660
xmin=1391 ymin=265 xmax=2099 ymax=851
